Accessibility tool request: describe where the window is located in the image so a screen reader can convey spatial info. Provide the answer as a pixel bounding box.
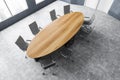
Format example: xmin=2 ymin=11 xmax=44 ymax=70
xmin=0 ymin=0 xmax=55 ymax=30
xmin=35 ymin=0 xmax=44 ymax=4
xmin=84 ymin=0 xmax=114 ymax=13
xmin=84 ymin=0 xmax=99 ymax=9
xmin=97 ymin=0 xmax=114 ymax=13
xmin=0 ymin=0 xmax=28 ymax=22
xmin=0 ymin=0 xmax=11 ymax=22
xmin=5 ymin=0 xmax=28 ymax=15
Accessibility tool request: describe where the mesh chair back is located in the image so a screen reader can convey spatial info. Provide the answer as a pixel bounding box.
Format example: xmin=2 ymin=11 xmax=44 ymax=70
xmin=64 ymin=5 xmax=70 ymax=14
xmin=39 ymin=55 xmax=56 ymax=69
xmin=29 ymin=21 xmax=40 ymax=35
xmin=50 ymin=9 xmax=57 ymax=21
xmin=15 ymin=36 xmax=28 ymax=51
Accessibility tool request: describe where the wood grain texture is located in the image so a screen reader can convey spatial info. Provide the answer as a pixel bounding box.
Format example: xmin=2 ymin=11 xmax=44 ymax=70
xmin=27 ymin=12 xmax=84 ymax=58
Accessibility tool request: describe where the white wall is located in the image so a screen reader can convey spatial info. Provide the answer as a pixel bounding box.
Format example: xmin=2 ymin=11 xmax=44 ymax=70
xmin=84 ymin=0 xmax=114 ymax=13
xmin=98 ymin=0 xmax=114 ymax=13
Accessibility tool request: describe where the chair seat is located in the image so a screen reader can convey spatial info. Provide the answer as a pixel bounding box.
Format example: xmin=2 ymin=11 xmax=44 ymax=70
xmin=60 ymin=47 xmax=72 ymax=58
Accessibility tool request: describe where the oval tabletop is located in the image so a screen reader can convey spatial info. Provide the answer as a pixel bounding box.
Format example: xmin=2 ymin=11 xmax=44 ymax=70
xmin=27 ymin=12 xmax=84 ymax=58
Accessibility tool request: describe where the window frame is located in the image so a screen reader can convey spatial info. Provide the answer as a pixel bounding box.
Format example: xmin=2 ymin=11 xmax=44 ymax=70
xmin=0 ymin=0 xmax=56 ymax=31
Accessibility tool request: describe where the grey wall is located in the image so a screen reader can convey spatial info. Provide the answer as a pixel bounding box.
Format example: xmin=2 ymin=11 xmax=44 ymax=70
xmin=61 ymin=0 xmax=70 ymax=3
xmin=108 ymin=0 xmax=120 ymax=20
xmin=61 ymin=0 xmax=85 ymax=5
xmin=71 ymin=0 xmax=84 ymax=5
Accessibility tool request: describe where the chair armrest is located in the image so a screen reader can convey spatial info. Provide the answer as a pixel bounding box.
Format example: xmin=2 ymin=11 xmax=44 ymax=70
xmin=43 ymin=60 xmax=56 ymax=69
xmin=26 ymin=40 xmax=31 ymax=44
xmin=39 ymin=27 xmax=42 ymax=30
xmin=84 ymin=19 xmax=91 ymax=25
xmin=70 ymin=10 xmax=73 ymax=12
xmin=84 ymin=17 xmax=91 ymax=24
xmin=26 ymin=40 xmax=31 ymax=42
xmin=84 ymin=15 xmax=95 ymax=25
xmin=84 ymin=16 xmax=90 ymax=18
xmin=84 ymin=17 xmax=92 ymax=25
xmin=57 ymin=14 xmax=61 ymax=18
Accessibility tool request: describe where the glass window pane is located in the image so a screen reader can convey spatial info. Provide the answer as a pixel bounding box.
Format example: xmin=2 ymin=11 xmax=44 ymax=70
xmin=5 ymin=0 xmax=28 ymax=15
xmin=98 ymin=0 xmax=114 ymax=13
xmin=0 ymin=0 xmax=11 ymax=22
xmin=84 ymin=0 xmax=99 ymax=9
xmin=35 ymin=0 xmax=44 ymax=4
xmin=84 ymin=0 xmax=114 ymax=13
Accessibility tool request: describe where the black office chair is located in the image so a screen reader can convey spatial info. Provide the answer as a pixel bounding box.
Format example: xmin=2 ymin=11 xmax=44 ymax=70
xmin=64 ymin=36 xmax=75 ymax=48
xmin=50 ymin=9 xmax=58 ymax=21
xmin=84 ymin=14 xmax=95 ymax=25
xmin=15 ymin=35 xmax=28 ymax=51
xmin=61 ymin=48 xmax=72 ymax=59
xmin=83 ymin=14 xmax=95 ymax=34
xmin=35 ymin=55 xmax=56 ymax=69
xmin=64 ymin=5 xmax=71 ymax=14
xmin=79 ymin=15 xmax=95 ymax=37
xmin=79 ymin=6 xmax=96 ymax=37
xmin=29 ymin=21 xmax=42 ymax=35
xmin=54 ymin=44 xmax=72 ymax=59
xmin=80 ymin=0 xmax=100 ymax=36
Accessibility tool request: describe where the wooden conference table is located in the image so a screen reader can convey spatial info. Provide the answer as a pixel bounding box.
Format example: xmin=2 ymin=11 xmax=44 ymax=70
xmin=27 ymin=12 xmax=84 ymax=58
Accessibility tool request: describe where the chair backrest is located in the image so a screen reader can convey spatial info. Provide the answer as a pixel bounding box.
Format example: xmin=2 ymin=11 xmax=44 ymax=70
xmin=15 ymin=36 xmax=28 ymax=51
xmin=90 ymin=14 xmax=95 ymax=23
xmin=50 ymin=9 xmax=57 ymax=21
xmin=83 ymin=0 xmax=100 ymax=25
xmin=29 ymin=21 xmax=40 ymax=35
xmin=84 ymin=14 xmax=95 ymax=25
xmin=64 ymin=5 xmax=70 ymax=14
xmin=39 ymin=55 xmax=56 ymax=69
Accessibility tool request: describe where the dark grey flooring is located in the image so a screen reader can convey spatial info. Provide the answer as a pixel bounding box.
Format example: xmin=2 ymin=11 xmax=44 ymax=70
xmin=56 ymin=10 xmax=120 ymax=80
